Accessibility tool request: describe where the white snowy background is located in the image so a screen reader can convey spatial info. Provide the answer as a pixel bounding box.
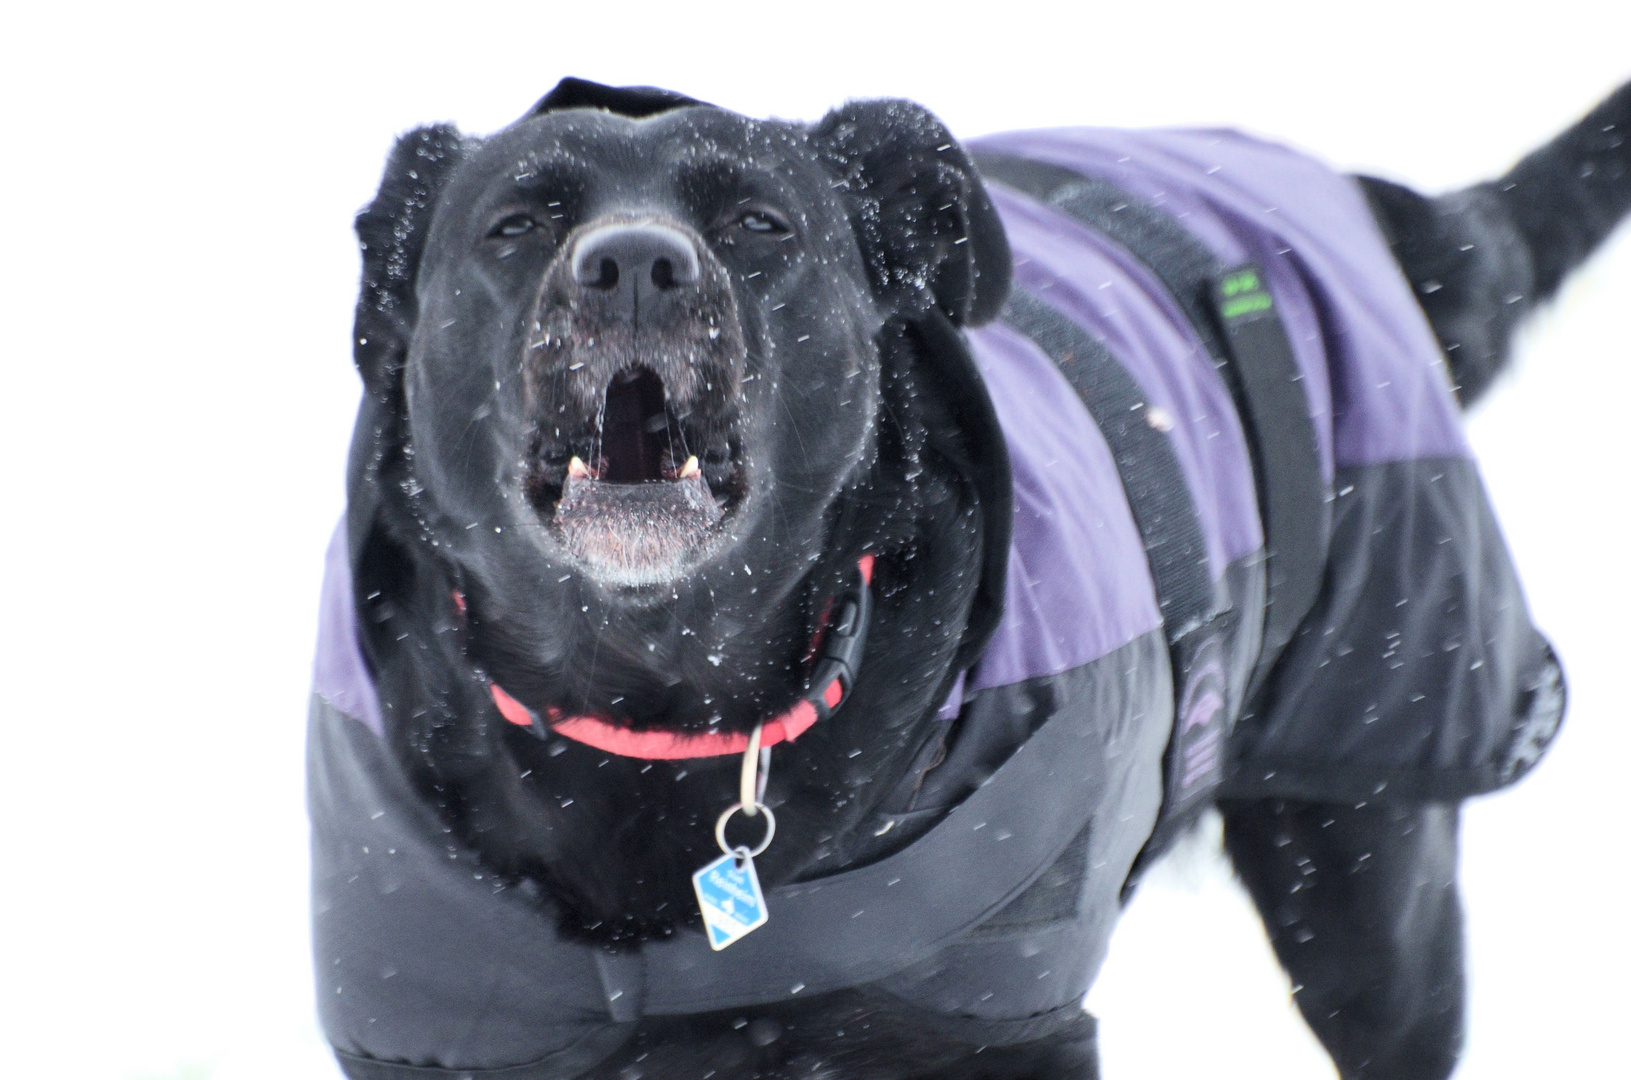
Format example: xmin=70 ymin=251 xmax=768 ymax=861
xmin=3 ymin=2 xmax=1627 ymax=1077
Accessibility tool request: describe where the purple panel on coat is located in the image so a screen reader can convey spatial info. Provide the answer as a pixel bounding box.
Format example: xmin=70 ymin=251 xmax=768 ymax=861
xmin=987 ymin=183 xmax=1265 ymax=571
xmin=964 ymin=321 xmax=1163 ymax=693
xmin=312 ymin=519 xmax=383 ymax=736
xmin=969 ymin=127 xmax=1470 ymax=469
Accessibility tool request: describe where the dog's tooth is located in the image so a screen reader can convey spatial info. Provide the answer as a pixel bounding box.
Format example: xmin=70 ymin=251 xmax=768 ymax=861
xmin=568 ymin=456 xmax=591 ymax=479
xmin=679 ymin=455 xmax=701 ymax=479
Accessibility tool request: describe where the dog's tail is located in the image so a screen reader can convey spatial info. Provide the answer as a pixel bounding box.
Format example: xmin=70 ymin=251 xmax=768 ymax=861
xmin=1358 ymin=79 xmax=1631 ymax=405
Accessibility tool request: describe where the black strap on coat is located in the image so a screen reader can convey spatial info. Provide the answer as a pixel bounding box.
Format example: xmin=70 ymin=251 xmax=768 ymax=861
xmin=999 ymin=289 xmax=1229 ymax=852
xmin=974 ymin=152 xmax=1328 ymax=866
xmin=971 ymin=153 xmax=1330 ymax=691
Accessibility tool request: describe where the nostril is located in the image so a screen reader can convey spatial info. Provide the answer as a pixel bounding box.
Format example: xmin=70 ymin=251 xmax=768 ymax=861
xmin=592 ymin=257 xmax=619 ymax=290
xmin=651 ymin=258 xmax=674 ymax=290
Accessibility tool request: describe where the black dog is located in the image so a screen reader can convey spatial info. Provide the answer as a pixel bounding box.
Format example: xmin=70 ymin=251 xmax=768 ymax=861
xmin=310 ymin=78 xmax=1630 ymax=1080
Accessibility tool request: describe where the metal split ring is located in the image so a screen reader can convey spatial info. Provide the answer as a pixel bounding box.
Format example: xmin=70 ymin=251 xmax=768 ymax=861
xmin=714 ymin=801 xmax=776 ymax=859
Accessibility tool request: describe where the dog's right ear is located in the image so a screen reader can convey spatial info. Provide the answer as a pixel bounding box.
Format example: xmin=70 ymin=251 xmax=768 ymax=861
xmin=352 ymin=124 xmax=466 ymax=394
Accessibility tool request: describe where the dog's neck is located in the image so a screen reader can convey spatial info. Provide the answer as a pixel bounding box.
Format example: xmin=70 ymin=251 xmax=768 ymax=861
xmin=482 ymin=554 xmax=875 ymax=759
xmin=356 ymin=335 xmax=991 ymax=942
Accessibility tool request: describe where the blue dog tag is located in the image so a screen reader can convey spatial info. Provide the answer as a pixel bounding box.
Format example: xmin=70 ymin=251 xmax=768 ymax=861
xmin=692 ymin=850 xmax=769 ymax=950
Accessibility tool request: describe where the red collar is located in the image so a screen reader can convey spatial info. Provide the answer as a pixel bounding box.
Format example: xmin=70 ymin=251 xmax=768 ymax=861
xmin=482 ymin=555 xmax=874 ymax=760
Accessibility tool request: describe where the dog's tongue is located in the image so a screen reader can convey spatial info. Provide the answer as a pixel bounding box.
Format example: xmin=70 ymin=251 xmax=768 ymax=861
xmin=555 ymin=473 xmax=723 ymax=581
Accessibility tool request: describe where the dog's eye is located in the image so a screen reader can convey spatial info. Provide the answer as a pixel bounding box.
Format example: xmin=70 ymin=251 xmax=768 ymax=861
xmin=736 ymin=211 xmax=789 ymax=235
xmin=491 ymin=214 xmax=538 ymax=238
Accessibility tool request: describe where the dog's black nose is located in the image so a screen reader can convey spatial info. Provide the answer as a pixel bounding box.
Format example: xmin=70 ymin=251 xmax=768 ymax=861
xmin=571 ymin=222 xmax=701 ymax=312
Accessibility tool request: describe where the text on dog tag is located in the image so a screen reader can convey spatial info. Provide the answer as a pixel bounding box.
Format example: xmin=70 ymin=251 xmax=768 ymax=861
xmin=692 ymin=850 xmax=769 ymax=950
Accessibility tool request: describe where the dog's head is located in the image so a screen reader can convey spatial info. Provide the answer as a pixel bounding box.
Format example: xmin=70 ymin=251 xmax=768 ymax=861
xmin=349 ymin=78 xmax=1009 ymax=735
xmin=345 ymin=79 xmax=1014 ymax=933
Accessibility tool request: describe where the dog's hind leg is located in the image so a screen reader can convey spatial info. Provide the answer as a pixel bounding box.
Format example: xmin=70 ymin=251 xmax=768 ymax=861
xmin=1218 ymin=798 xmax=1464 ymax=1080
xmin=1357 ymin=80 xmax=1631 ymax=406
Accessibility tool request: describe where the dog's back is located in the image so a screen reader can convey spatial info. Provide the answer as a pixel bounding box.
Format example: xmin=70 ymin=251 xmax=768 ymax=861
xmin=963 ymin=125 xmax=1562 ymax=810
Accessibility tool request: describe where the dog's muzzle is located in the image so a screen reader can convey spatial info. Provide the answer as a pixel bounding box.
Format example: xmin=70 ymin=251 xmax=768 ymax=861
xmin=522 ymin=217 xmax=750 ymax=584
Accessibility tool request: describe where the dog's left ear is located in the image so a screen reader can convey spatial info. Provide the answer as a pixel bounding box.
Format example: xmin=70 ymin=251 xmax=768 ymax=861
xmin=810 ymin=100 xmax=1011 ymax=326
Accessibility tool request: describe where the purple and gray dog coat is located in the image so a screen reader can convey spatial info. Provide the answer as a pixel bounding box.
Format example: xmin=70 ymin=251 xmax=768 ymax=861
xmin=308 ymin=125 xmax=1563 ymax=1078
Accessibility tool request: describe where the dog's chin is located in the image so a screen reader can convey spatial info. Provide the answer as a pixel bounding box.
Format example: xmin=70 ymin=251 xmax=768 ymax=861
xmin=554 ymin=472 xmax=727 ymax=587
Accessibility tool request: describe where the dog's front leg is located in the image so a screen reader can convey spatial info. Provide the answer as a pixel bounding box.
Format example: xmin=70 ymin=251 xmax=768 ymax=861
xmin=1218 ymin=798 xmax=1464 ymax=1080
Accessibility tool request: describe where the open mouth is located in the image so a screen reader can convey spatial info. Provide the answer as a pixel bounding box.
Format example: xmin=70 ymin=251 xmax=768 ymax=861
xmin=589 ymin=366 xmax=704 ymax=484
xmin=526 ymin=366 xmax=746 ymax=583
